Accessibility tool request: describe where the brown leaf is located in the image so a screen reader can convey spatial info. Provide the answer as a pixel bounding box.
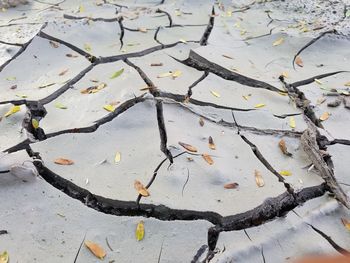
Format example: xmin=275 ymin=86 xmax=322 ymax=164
xmin=255 ymin=170 xmax=264 ymax=187
xmin=54 ymin=158 xmax=74 ymax=165
xmin=208 ymin=136 xmax=216 ymax=150
xmin=178 ymin=142 xmax=198 ymax=152
xmin=295 ymin=56 xmax=304 ymax=67
xmin=49 ymin=40 xmax=59 ymax=48
xmin=199 ymin=117 xmax=204 ymax=127
xmin=134 ymin=180 xmax=150 ymax=197
xmin=224 ymin=182 xmax=239 ymax=189
xmin=150 ymin=63 xmax=163 ymax=66
xmin=202 ymin=153 xmax=214 ymax=165
xmin=84 ymin=241 xmax=106 ymax=259
xmin=59 ymin=69 xmax=69 ymax=76
xmin=66 ymin=53 xmax=78 ymax=58
xmin=222 ymin=54 xmax=234 ymax=60
xmin=278 ymin=139 xmax=292 ymax=157
xmin=341 ymin=218 xmax=350 ymax=231
xmin=319 ymin=112 xmax=330 ymax=121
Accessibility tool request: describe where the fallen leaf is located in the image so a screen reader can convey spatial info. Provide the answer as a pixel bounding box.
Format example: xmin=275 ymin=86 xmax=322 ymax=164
xmin=171 ymin=70 xmax=182 ymax=79
xmin=280 ymin=170 xmax=292 ymax=176
xmin=4 ymin=105 xmax=20 ymax=117
xmin=150 ymin=63 xmax=163 ymax=66
xmin=254 ymin=103 xmax=265 ymax=108
xmin=138 ymin=27 xmax=147 ymax=33
xmin=289 ymin=116 xmax=296 ymax=128
xmin=179 ymin=38 xmax=187 ymax=43
xmin=316 ymin=97 xmax=326 ymax=105
xmin=54 ymin=158 xmax=74 ymax=165
xmin=208 ymin=136 xmax=216 ymax=150
xmin=224 ymin=182 xmax=239 ymax=189
xmin=38 ymin=82 xmax=55 ymax=89
xmin=295 ymin=56 xmax=304 ymax=67
xmin=278 ymin=139 xmax=292 ymax=157
xmin=281 ymin=71 xmax=289 ymax=78
xmin=319 ymin=112 xmax=330 ymax=121
xmin=81 ymin=83 xmax=107 ymax=94
xmin=202 ymin=153 xmax=214 ymax=165
xmin=66 ymin=53 xmax=78 ymax=58
xmin=139 ymin=86 xmax=151 ymax=91
xmin=255 ymin=170 xmax=264 ymax=187
xmin=273 ymin=37 xmax=284 ymax=46
xmin=55 ymin=102 xmax=67 ymax=109
xmin=79 ymin=4 xmax=85 ymax=13
xmin=341 ymin=218 xmax=350 ymax=231
xmin=58 ymin=69 xmax=69 ymax=76
xmin=15 ymin=94 xmax=27 ymax=98
xmin=32 ymin=119 xmax=39 ymax=129
xmin=242 ymin=94 xmax=251 ymax=100
xmin=84 ymin=241 xmax=106 ymax=259
xmin=0 ymin=251 xmax=9 ymax=263
xmin=344 ymin=81 xmax=350 ymax=87
xmin=157 ymin=72 xmax=172 ymax=78
xmin=110 ymin=68 xmax=124 ymax=79
xmin=10 ymin=85 xmax=17 ymax=89
xmin=6 ymin=76 xmax=16 ymax=81
xmin=222 ymin=54 xmax=234 ymax=59
xmin=178 ymin=142 xmax=197 ymax=152
xmin=84 ymin=43 xmax=92 ymax=52
xmin=210 ymin=90 xmax=220 ymax=98
xmin=134 ymin=180 xmax=150 ymax=197
xmin=49 ymin=40 xmax=59 ymax=48
xmin=136 ymin=220 xmax=145 ymax=241
xmin=199 ymin=117 xmax=204 ymax=127
xmin=114 ymin=152 xmax=121 ymax=163
xmin=103 ymin=104 xmax=116 ymax=112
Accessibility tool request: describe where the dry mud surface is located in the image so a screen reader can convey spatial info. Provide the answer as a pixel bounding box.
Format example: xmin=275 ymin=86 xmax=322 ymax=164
xmin=0 ymin=0 xmax=350 ymax=262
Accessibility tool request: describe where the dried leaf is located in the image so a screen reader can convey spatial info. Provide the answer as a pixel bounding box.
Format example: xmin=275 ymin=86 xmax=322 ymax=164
xmin=114 ymin=152 xmax=121 ymax=163
xmin=224 ymin=182 xmax=239 ymax=189
xmin=10 ymin=85 xmax=17 ymax=89
xmin=55 ymin=102 xmax=67 ymax=109
xmin=199 ymin=117 xmax=204 ymax=127
xmin=281 ymin=71 xmax=289 ymax=78
xmin=314 ymin=78 xmax=323 ymax=85
xmin=242 ymin=94 xmax=251 ymax=100
xmin=81 ymin=83 xmax=107 ymax=94
xmin=202 ymin=153 xmax=214 ymax=165
xmin=138 ymin=27 xmax=147 ymax=33
xmin=136 ymin=220 xmax=145 ymax=241
xmin=254 ymin=103 xmax=265 ymax=108
xmin=66 ymin=53 xmax=78 ymax=58
xmin=255 ymin=170 xmax=264 ymax=187
xmin=32 ymin=119 xmax=39 ymax=129
xmin=341 ymin=218 xmax=350 ymax=231
xmin=319 ymin=112 xmax=330 ymax=121
xmin=103 ymin=104 xmax=116 ymax=112
xmin=280 ymin=170 xmax=292 ymax=176
xmin=49 ymin=40 xmax=59 ymax=48
xmin=4 ymin=105 xmax=20 ymax=117
xmin=6 ymin=76 xmax=16 ymax=81
xmin=179 ymin=38 xmax=187 ymax=43
xmin=273 ymin=37 xmax=284 ymax=46
xmin=58 ymin=69 xmax=69 ymax=76
xmin=54 ymin=158 xmax=74 ymax=165
xmin=15 ymin=94 xmax=27 ymax=98
xmin=84 ymin=43 xmax=92 ymax=52
xmin=79 ymin=4 xmax=85 ymax=13
xmin=110 ymin=68 xmax=124 ymax=79
xmin=171 ymin=70 xmax=182 ymax=79
xmin=210 ymin=90 xmax=220 ymax=98
xmin=295 ymin=56 xmax=304 ymax=67
xmin=150 ymin=63 xmax=163 ymax=66
xmin=316 ymin=97 xmax=326 ymax=105
xmin=38 ymin=82 xmax=55 ymax=89
xmin=84 ymin=241 xmax=106 ymax=259
xmin=344 ymin=81 xmax=350 ymax=87
xmin=157 ymin=72 xmax=172 ymax=78
xmin=208 ymin=136 xmax=216 ymax=150
xmin=278 ymin=139 xmax=292 ymax=156
xmin=289 ymin=116 xmax=296 ymax=128
xmin=178 ymin=142 xmax=197 ymax=152
xmin=222 ymin=54 xmax=234 ymax=59
xmin=0 ymin=251 xmax=9 ymax=263
xmin=134 ymin=180 xmax=150 ymax=197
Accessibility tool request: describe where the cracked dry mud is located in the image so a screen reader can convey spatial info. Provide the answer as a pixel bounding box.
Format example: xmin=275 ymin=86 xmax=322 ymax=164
xmin=0 ymin=0 xmax=350 ymax=262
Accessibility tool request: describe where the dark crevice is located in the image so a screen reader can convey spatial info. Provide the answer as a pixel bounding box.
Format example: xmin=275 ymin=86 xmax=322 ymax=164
xmin=291 ymin=71 xmax=349 ymax=88
xmin=117 ymin=16 xmax=125 ymax=49
xmin=186 ymin=71 xmax=209 ymax=98
xmin=156 ymin=8 xmax=173 ymax=27
xmin=199 ymin=6 xmax=215 ymax=46
xmin=0 ymin=39 xmax=23 ymax=46
xmin=154 ymin=26 xmax=163 ymax=46
xmin=63 ymin=14 xmax=120 ymax=22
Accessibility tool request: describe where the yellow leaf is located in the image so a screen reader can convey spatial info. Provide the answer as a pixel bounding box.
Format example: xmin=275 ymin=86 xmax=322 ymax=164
xmin=208 ymin=136 xmax=216 ymax=150
xmin=175 ymin=10 xmax=181 ymax=16
xmin=178 ymin=142 xmax=197 ymax=152
xmin=295 ymin=56 xmax=304 ymax=67
xmin=79 ymin=5 xmax=85 ymax=13
xmin=254 ymin=103 xmax=265 ymax=108
xmin=84 ymin=43 xmax=92 ymax=52
xmin=314 ymin=78 xmax=323 ymax=85
xmin=134 ymin=180 xmax=150 ymax=197
xmin=255 ymin=170 xmax=264 ymax=187
xmin=55 ymin=102 xmax=67 ymax=109
xmin=319 ymin=112 xmax=330 ymax=121
xmin=15 ymin=94 xmax=27 ymax=98
xmin=4 ymin=105 xmax=20 ymax=117
xmin=289 ymin=116 xmax=296 ymax=128
xmin=32 ymin=119 xmax=39 ymax=129
xmin=341 ymin=218 xmax=350 ymax=231
xmin=136 ymin=220 xmax=145 ymax=241
xmin=273 ymin=37 xmax=284 ymax=46
xmin=5 ymin=76 xmax=16 ymax=81
xmin=54 ymin=158 xmax=74 ymax=165
xmin=110 ymin=68 xmax=124 ymax=79
xmin=0 ymin=251 xmax=9 ymax=263
xmin=179 ymin=38 xmax=187 ymax=43
xmin=240 ymin=30 xmax=247 ymax=36
xmin=210 ymin=90 xmax=220 ymax=98
xmin=84 ymin=241 xmax=106 ymax=259
xmin=171 ymin=70 xmax=182 ymax=79
xmin=281 ymin=71 xmax=289 ymax=78
xmin=157 ymin=72 xmax=172 ymax=78
xmin=103 ymin=104 xmax=116 ymax=112
xmin=202 ymin=153 xmax=214 ymax=165
xmin=344 ymin=81 xmax=350 ymax=87
xmin=114 ymin=152 xmax=121 ymax=163
xmin=280 ymin=170 xmax=292 ymax=176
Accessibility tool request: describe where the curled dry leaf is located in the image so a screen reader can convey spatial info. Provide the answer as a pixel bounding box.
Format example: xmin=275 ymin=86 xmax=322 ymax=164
xmin=4 ymin=105 xmax=20 ymax=117
xmin=150 ymin=63 xmax=163 ymax=66
xmin=157 ymin=72 xmax=172 ymax=78
xmin=345 ymin=81 xmax=350 ymax=87
xmin=55 ymin=102 xmax=67 ymax=109
xmin=295 ymin=56 xmax=304 ymax=67
xmin=103 ymin=104 xmax=116 ymax=112
xmin=202 ymin=153 xmax=214 ymax=165
xmin=341 ymin=218 xmax=350 ymax=231
xmin=110 ymin=68 xmax=124 ymax=79
xmin=58 ymin=68 xmax=68 ymax=76
xmin=278 ymin=139 xmax=292 ymax=157
xmin=273 ymin=37 xmax=284 ymax=46
xmin=224 ymin=182 xmax=239 ymax=189
xmin=208 ymin=136 xmax=216 ymax=150
xmin=81 ymin=83 xmax=107 ymax=94
xmin=316 ymin=97 xmax=326 ymax=105
xmin=199 ymin=117 xmax=204 ymax=127
xmin=0 ymin=251 xmax=9 ymax=263
xmin=135 ymin=220 xmax=145 ymax=241
xmin=32 ymin=119 xmax=39 ymax=129
xmin=210 ymin=90 xmax=220 ymax=98
xmin=84 ymin=241 xmax=106 ymax=259
xmin=222 ymin=54 xmax=234 ymax=59
xmin=289 ymin=116 xmax=296 ymax=128
xmin=66 ymin=53 xmax=78 ymax=58
xmin=314 ymin=78 xmax=323 ymax=85
xmin=134 ymin=180 xmax=150 ymax=197
xmin=319 ymin=112 xmax=330 ymax=121
xmin=54 ymin=158 xmax=74 ymax=165
xmin=49 ymin=40 xmax=59 ymax=48
xmin=255 ymin=170 xmax=264 ymax=187
xmin=178 ymin=142 xmax=197 ymax=152
xmin=280 ymin=170 xmax=292 ymax=176
xmin=138 ymin=27 xmax=147 ymax=33
xmin=114 ymin=152 xmax=121 ymax=163
xmin=84 ymin=43 xmax=92 ymax=52
xmin=171 ymin=70 xmax=182 ymax=79
xmin=254 ymin=103 xmax=265 ymax=108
